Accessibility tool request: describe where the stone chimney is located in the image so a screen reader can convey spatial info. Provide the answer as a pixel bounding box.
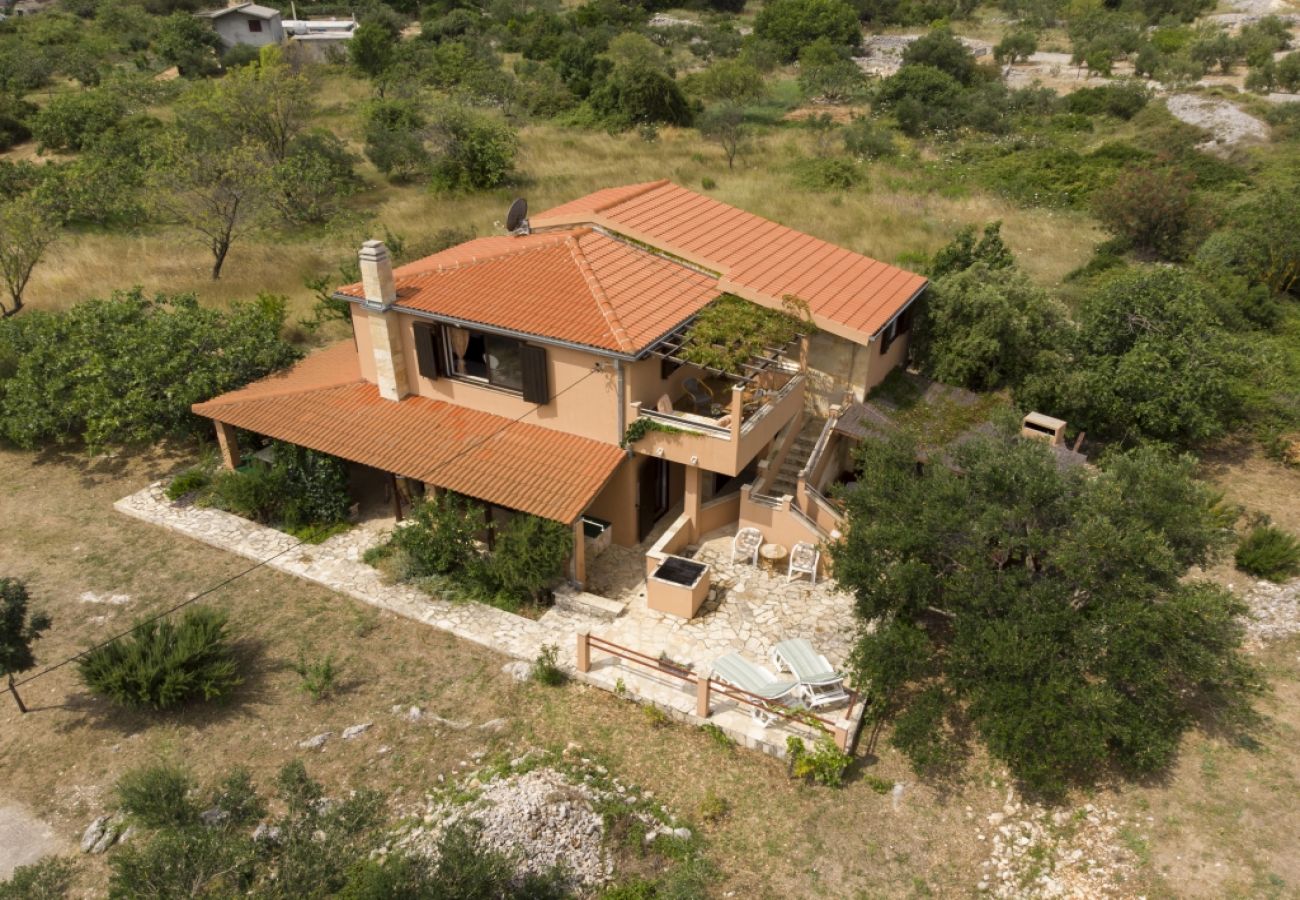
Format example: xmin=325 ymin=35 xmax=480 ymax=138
xmin=358 ymin=240 xmax=409 ymax=401
xmin=359 ymin=239 xmax=396 ymax=309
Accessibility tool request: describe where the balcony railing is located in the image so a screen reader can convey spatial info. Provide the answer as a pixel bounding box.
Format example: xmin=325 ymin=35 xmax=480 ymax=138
xmin=626 ymin=372 xmax=806 ymax=476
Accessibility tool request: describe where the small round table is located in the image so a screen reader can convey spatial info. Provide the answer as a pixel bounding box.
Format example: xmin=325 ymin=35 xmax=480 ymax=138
xmin=759 ymin=542 xmax=788 ymax=574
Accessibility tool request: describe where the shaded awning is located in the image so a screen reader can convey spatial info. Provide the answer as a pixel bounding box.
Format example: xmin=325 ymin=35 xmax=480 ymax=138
xmin=193 ymin=344 xmax=625 ymax=524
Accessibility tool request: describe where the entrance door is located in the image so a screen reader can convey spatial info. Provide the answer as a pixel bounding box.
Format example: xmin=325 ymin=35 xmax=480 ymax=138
xmin=637 ymin=457 xmax=669 ymax=541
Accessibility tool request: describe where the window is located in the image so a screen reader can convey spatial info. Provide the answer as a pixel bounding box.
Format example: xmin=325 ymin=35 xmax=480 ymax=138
xmin=443 ymin=326 xmax=524 ymax=392
xmin=247 ymin=18 xmax=262 ymax=31
xmin=879 ymin=318 xmax=898 ymax=355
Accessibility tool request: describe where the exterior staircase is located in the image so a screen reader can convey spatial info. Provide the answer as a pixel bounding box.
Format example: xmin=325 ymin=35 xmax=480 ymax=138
xmin=764 ymin=416 xmax=826 ymax=499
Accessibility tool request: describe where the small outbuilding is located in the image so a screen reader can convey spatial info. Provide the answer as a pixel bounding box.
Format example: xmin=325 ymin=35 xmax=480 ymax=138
xmin=196 ymin=2 xmax=284 ymax=48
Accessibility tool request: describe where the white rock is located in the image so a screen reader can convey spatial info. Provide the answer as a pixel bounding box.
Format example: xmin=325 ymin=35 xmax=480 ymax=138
xmin=342 ymin=723 xmax=373 ymax=739
xmin=299 ymin=731 xmax=333 ymax=750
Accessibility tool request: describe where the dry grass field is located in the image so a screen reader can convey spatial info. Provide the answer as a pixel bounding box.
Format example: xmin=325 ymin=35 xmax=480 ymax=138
xmin=14 ymin=72 xmax=1101 ymax=321
xmin=0 ymin=442 xmax=1298 ymax=898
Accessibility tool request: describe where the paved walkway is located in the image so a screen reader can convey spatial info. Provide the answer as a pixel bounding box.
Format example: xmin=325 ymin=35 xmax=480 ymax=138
xmin=0 ymin=801 xmax=64 ymax=879
xmin=116 ymin=483 xmax=864 ymax=756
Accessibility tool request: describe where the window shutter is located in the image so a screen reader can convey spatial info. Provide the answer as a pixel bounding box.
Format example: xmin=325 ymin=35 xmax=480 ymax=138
xmin=414 ymin=324 xmax=441 ymax=380
xmin=880 ymin=320 xmax=896 ymax=355
xmin=520 ymin=344 xmax=550 ymax=404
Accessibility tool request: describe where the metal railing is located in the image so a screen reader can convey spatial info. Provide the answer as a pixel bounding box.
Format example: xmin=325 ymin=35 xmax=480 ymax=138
xmin=636 ymin=407 xmax=732 ymax=438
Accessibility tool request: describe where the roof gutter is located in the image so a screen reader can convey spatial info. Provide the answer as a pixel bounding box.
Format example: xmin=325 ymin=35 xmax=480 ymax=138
xmin=331 ymin=292 xmax=645 ymax=363
xmin=868 ymin=281 xmax=930 ymax=340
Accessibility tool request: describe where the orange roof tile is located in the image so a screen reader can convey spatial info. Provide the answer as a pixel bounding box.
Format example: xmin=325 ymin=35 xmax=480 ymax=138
xmin=532 ymin=181 xmax=928 ymax=342
xmin=194 ymin=345 xmax=624 ymax=524
xmin=338 ymin=228 xmax=719 ymax=355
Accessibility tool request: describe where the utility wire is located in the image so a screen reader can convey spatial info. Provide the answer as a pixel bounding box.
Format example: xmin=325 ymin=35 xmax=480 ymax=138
xmin=3 ymin=364 xmax=604 ymax=700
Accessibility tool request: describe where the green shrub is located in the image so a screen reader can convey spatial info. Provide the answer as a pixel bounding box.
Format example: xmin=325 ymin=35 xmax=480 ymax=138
xmin=0 ymin=857 xmax=75 ymax=900
xmin=209 ymin=767 xmax=266 ymax=826
xmin=115 ymin=764 xmax=198 ymax=829
xmin=208 ymin=464 xmax=284 ymax=523
xmin=0 ymin=290 xmax=297 ymax=451
xmin=785 ymin=734 xmax=852 ymax=787
xmin=531 ymin=643 xmax=566 ymax=686
xmin=205 ymin=444 xmax=350 ymax=531
xmin=1235 ymin=525 xmax=1300 ymax=582
xmin=589 ymin=64 xmax=695 ymax=128
xmin=473 ymin=514 xmax=572 ymax=606
xmin=389 ymin=493 xmax=481 ymax=579
xmin=30 ymin=88 xmax=125 ymax=152
xmin=292 ymin=651 xmax=339 ymax=701
xmin=754 ymin=0 xmax=861 ymax=61
xmin=1064 ymin=80 xmax=1150 ymax=119
xmin=843 ymin=116 xmax=896 ymax=160
xmin=77 ymin=607 xmax=242 ymax=710
xmin=791 ymin=156 xmax=861 ymax=191
xmin=108 ymin=821 xmax=255 ymax=899
xmin=424 ymin=104 xmax=519 ymax=192
xmin=165 ymin=467 xmax=211 ymax=501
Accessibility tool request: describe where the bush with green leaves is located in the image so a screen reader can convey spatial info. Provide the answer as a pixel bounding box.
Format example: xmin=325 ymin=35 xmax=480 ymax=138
xmin=1063 ymin=80 xmax=1150 ymax=119
xmin=835 ymin=426 xmax=1258 ymax=797
xmin=791 ymin=156 xmax=862 ymax=191
xmin=1235 ymin=525 xmax=1300 ymax=582
xmin=205 ymin=443 xmax=350 ymax=532
xmin=425 ymin=103 xmax=519 ymax=192
xmin=166 ymin=466 xmax=212 ymax=501
xmin=471 ymin=513 xmax=573 ymax=607
xmin=107 ymin=759 xmax=567 ymax=899
xmin=389 ymin=492 xmax=482 ymax=579
xmin=798 ymin=37 xmax=867 ymax=102
xmin=589 ymin=64 xmax=695 ymax=128
xmin=0 ymin=290 xmax=297 ymax=451
xmin=77 ymin=607 xmax=242 ymax=711
xmin=786 ymin=734 xmax=852 ymax=787
xmin=30 ymin=87 xmax=126 ymax=152
xmin=873 ymin=65 xmax=966 ymax=136
xmin=1020 ymin=267 xmax=1250 ymax=447
xmin=1092 ymin=163 xmax=1202 ymax=260
xmin=1 ymin=577 xmax=51 ymax=713
xmin=292 ymin=651 xmax=339 ymax=701
xmin=531 ymin=642 xmax=566 ymax=686
xmin=270 ymin=131 xmax=357 ymax=227
xmin=116 ymin=764 xmax=198 ymax=829
xmin=994 ymin=30 xmax=1038 ymax=65
xmin=912 ymin=262 xmax=1067 ymax=392
xmin=0 ymin=857 xmax=74 ymax=900
xmin=754 ymin=0 xmax=861 ymax=62
xmin=842 ymin=116 xmax=895 ymax=160
xmin=902 ymin=27 xmax=980 ymax=85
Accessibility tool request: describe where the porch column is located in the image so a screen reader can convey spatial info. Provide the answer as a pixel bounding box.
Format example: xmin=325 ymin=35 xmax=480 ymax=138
xmin=571 ymin=517 xmax=587 ymax=587
xmin=683 ymin=465 xmax=702 ymax=539
xmin=729 ymin=385 xmax=743 ymax=440
xmin=214 ymin=421 xmax=240 ymax=470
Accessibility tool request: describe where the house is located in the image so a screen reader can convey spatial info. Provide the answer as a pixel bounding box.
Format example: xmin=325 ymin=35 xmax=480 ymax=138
xmin=283 ymin=16 xmax=356 ymax=63
xmin=192 ymin=181 xmax=927 ymax=588
xmin=196 ymin=2 xmax=284 ymax=48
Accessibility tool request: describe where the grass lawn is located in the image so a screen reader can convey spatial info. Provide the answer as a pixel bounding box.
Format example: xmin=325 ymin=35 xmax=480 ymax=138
xmin=1 ymin=442 xmax=1299 ymax=897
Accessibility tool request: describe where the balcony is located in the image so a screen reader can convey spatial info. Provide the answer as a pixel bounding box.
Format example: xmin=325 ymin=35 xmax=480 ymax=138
xmin=626 ymin=364 xmax=805 ymax=476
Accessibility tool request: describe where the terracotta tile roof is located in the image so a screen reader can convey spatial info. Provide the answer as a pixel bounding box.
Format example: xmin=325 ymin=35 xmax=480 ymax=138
xmin=532 ymin=180 xmax=928 ymax=342
xmin=338 ymin=228 xmax=719 ymax=355
xmin=193 ymin=344 xmax=625 ymax=523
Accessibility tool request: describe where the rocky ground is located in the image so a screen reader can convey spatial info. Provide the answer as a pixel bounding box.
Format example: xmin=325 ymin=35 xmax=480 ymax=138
xmin=1165 ymin=94 xmax=1271 ymax=153
xmin=393 ymin=750 xmax=686 ymax=893
xmin=972 ymin=792 xmax=1144 ymax=898
xmin=1233 ymin=576 xmax=1300 ymax=644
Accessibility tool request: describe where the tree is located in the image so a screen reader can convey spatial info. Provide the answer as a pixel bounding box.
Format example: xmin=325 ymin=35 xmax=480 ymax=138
xmin=698 ymin=103 xmax=747 ymax=170
xmin=29 ymin=88 xmax=126 ymax=152
xmin=929 ymin=221 xmax=1014 ymax=277
xmin=0 ymin=290 xmax=298 ymax=449
xmin=1093 ymin=163 xmax=1201 ymax=260
xmin=1019 ymin=267 xmax=1249 ymax=446
xmin=798 ymin=37 xmax=867 ymax=102
xmin=349 ymin=21 xmax=396 ymax=84
xmin=148 ymin=133 xmax=272 ymax=279
xmin=0 ymin=578 xmax=50 ymax=713
xmin=754 ymin=0 xmax=861 ymax=62
xmin=689 ymin=57 xmax=766 ymax=105
xmin=912 ymin=262 xmax=1066 ymax=391
xmin=154 ymin=11 xmax=221 ymax=77
xmin=589 ymin=64 xmax=694 ymax=128
xmin=424 ymin=104 xmax=518 ymax=191
xmin=834 ymin=425 xmax=1259 ymax=796
xmin=994 ymin=30 xmax=1038 ymax=67
xmin=0 ymin=194 xmax=60 ymax=318
xmin=902 ymin=27 xmax=979 ymax=84
xmin=873 ymin=64 xmax=965 ymax=135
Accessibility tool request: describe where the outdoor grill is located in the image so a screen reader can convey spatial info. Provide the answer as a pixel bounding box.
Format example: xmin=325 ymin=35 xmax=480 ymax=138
xmin=647 ymin=555 xmax=710 ymax=619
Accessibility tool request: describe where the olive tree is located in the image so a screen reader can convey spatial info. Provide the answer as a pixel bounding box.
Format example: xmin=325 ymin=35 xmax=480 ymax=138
xmin=0 ymin=195 xmax=60 ymax=318
xmin=834 ymin=425 xmax=1258 ymax=796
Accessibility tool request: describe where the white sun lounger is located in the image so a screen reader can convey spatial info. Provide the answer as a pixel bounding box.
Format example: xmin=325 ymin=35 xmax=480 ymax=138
xmin=771 ymin=638 xmax=850 ymax=709
xmin=710 ymin=652 xmax=801 ymax=727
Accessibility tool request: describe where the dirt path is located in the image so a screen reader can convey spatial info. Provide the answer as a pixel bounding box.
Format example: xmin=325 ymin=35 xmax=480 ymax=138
xmin=0 ymin=800 xmax=66 ymax=879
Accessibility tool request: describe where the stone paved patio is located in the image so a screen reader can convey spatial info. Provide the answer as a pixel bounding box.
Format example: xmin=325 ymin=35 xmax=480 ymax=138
xmin=116 ymin=482 xmax=864 ymax=757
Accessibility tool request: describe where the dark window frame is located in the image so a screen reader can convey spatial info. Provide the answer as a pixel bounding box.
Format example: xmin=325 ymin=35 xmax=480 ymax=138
xmin=247 ymin=18 xmax=262 ymax=31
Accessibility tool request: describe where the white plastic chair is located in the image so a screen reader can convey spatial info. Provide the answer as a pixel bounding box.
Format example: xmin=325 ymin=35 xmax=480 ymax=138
xmin=731 ymin=527 xmax=762 ymax=566
xmin=787 ymin=541 xmax=819 ymax=585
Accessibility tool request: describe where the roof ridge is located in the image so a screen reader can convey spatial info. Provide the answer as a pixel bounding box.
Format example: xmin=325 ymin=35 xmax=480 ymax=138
xmin=592 ymin=179 xmax=671 ymax=214
xmin=567 ymin=233 xmax=635 ymax=354
xmin=392 ymin=230 xmax=585 ymax=284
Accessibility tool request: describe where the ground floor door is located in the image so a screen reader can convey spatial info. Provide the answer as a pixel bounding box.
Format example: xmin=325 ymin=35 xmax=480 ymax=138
xmin=637 ymin=457 xmax=670 ymax=541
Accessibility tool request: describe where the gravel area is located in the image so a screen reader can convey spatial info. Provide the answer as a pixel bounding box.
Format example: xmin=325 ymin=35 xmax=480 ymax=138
xmin=976 ymin=796 xmax=1143 ymax=898
xmin=1233 ymin=576 xmax=1300 ymax=644
xmin=395 ymin=759 xmax=674 ymax=891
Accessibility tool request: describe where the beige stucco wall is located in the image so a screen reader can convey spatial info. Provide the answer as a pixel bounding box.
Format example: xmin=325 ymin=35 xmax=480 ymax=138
xmin=584 ymin=458 xmax=638 ymax=547
xmin=352 ymin=307 xmax=624 ymax=444
xmin=805 ymin=329 xmax=911 ymax=409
